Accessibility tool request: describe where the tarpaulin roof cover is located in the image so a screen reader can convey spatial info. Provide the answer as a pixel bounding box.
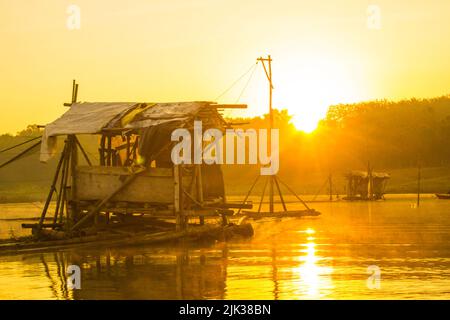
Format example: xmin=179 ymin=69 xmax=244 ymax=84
xmin=44 ymin=102 xmax=138 ymax=136
xmin=40 ymin=101 xmax=218 ymax=162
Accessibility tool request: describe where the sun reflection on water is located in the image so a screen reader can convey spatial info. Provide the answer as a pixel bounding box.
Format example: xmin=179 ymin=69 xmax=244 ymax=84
xmin=290 ymin=228 xmax=334 ymax=299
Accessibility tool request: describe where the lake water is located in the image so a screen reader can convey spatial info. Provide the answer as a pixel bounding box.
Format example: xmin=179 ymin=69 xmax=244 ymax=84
xmin=0 ymin=195 xmax=449 ymax=299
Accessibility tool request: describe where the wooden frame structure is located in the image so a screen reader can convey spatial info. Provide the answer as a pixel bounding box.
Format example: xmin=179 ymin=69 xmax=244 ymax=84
xmin=23 ymin=82 xmax=253 ymax=240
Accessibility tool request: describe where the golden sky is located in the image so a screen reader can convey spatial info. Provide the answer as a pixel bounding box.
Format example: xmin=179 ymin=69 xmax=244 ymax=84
xmin=1 ymin=0 xmax=450 ymax=133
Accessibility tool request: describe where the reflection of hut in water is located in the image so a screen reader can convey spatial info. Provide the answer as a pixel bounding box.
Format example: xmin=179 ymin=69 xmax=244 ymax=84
xmin=66 ymin=249 xmax=228 ymax=300
xmin=343 ymin=171 xmax=390 ymax=200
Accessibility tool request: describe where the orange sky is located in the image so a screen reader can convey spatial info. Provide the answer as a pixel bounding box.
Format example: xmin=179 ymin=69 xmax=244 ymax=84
xmin=1 ymin=0 xmax=450 ymax=133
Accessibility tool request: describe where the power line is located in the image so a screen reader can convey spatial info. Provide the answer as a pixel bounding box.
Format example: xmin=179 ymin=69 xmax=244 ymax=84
xmin=235 ymin=63 xmax=258 ymax=103
xmin=214 ymin=62 xmax=258 ymax=101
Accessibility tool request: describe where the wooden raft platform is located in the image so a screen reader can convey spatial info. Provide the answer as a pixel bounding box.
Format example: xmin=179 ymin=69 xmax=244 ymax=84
xmin=0 ymin=223 xmax=253 ymax=256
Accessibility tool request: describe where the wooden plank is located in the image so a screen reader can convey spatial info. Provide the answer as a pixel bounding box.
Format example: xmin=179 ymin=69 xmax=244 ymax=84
xmin=174 ymin=165 xmax=181 ymax=230
xmin=196 ymin=165 xmax=205 ymax=225
xmin=1 ymin=223 xmax=254 ymax=256
xmin=75 ymin=166 xmax=174 ymax=203
xmin=209 ymin=104 xmax=247 ymax=109
xmin=77 ymin=165 xmax=172 ymax=176
xmin=72 ymin=168 xmax=145 ymax=231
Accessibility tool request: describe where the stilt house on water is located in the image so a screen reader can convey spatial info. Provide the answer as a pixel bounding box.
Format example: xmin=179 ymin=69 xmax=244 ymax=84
xmin=19 ymin=99 xmax=254 ymax=244
xmin=343 ymin=170 xmax=390 ymax=200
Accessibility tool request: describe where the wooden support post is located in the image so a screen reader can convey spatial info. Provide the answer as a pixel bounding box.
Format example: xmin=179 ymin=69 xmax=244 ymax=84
xmin=38 ymin=144 xmax=67 ymax=229
xmin=196 ymin=165 xmax=205 ymax=225
xmin=100 ymin=135 xmax=106 ymax=166
xmin=179 ymin=166 xmax=186 ymax=230
xmin=236 ymin=174 xmax=260 ymax=215
xmin=274 ymin=176 xmax=287 ymax=212
xmin=174 ymin=165 xmax=184 ymax=231
xmin=258 ymin=55 xmax=274 ymax=213
xmin=367 ymin=161 xmax=373 ymax=200
xmin=74 ymin=136 xmax=92 ymax=166
xmin=133 ymin=136 xmax=139 ymax=161
xmin=329 ymin=174 xmax=333 ymax=201
xmin=258 ymin=177 xmax=269 ymax=213
xmin=68 ymin=135 xmax=79 ymax=229
xmin=107 ymin=135 xmax=112 ymax=166
xmin=277 ymin=177 xmax=312 ymax=211
xmin=71 ymin=79 xmax=76 ymax=102
xmin=126 ymin=135 xmax=131 ymax=164
xmin=417 ymin=162 xmax=421 ymax=207
xmin=53 ymin=143 xmax=70 ymax=225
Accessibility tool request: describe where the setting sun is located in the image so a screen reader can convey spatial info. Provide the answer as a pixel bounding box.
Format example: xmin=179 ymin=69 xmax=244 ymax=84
xmin=274 ymin=54 xmax=365 ymax=132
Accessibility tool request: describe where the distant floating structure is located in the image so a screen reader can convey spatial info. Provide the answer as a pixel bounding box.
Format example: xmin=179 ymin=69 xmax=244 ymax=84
xmin=343 ymin=170 xmax=390 ymax=201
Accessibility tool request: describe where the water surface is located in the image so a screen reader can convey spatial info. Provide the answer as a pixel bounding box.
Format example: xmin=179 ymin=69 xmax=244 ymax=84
xmin=0 ymin=195 xmax=449 ymax=299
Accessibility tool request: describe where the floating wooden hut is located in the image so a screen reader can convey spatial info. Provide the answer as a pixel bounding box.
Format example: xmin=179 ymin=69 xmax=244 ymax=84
xmin=8 ymin=97 xmax=254 ymax=250
xmin=343 ymin=170 xmax=390 ymax=201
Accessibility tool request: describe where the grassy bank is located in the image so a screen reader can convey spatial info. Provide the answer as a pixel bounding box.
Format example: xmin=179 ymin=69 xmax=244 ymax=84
xmin=0 ymin=166 xmax=448 ymax=203
xmin=222 ymin=165 xmax=450 ymax=196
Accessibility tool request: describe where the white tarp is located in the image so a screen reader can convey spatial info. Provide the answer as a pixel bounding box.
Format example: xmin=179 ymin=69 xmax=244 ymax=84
xmin=40 ymin=102 xmax=137 ymax=162
xmin=40 ymin=101 xmax=211 ymax=162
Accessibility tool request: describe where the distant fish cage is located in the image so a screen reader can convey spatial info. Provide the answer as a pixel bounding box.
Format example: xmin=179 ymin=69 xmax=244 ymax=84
xmin=343 ymin=170 xmax=390 ymax=201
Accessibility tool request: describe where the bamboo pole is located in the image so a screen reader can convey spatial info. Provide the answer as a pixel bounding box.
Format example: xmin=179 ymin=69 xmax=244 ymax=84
xmin=107 ymin=135 xmax=112 ymax=166
xmin=196 ymin=165 xmax=205 ymax=225
xmin=236 ymin=174 xmax=260 ymax=215
xmin=0 ymin=136 xmax=42 ymax=153
xmin=59 ymin=147 xmax=72 ymax=225
xmin=329 ymin=174 xmax=333 ymax=201
xmin=53 ymin=144 xmax=70 ymax=225
xmin=74 ymin=136 xmax=92 ymax=166
xmin=258 ymin=177 xmax=269 ymax=213
xmin=417 ymin=162 xmax=421 ymax=207
xmin=38 ymin=144 xmax=67 ymax=228
xmin=69 ymin=135 xmax=79 ymax=227
xmin=0 ymin=140 xmax=41 ymax=169
xmin=257 ymin=55 xmax=275 ymax=212
xmin=274 ymin=176 xmax=287 ymax=212
xmin=277 ymin=177 xmax=311 ymax=211
xmin=174 ymin=165 xmax=183 ymax=231
xmin=100 ymin=135 xmax=106 ymax=165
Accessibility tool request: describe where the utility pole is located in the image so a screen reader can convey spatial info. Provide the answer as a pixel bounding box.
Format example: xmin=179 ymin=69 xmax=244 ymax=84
xmin=367 ymin=161 xmax=373 ymax=200
xmin=257 ymin=55 xmax=274 ymax=212
xmin=237 ymin=55 xmax=317 ymax=217
xmin=328 ymin=174 xmax=333 ymax=201
xmin=417 ymin=161 xmax=421 ymax=207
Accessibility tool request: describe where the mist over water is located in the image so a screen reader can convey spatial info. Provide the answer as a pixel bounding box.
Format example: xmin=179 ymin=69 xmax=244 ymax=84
xmin=0 ymin=195 xmax=449 ymax=299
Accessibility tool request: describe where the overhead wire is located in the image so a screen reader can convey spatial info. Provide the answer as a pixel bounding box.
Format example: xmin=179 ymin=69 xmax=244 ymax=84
xmin=214 ymin=62 xmax=258 ymax=101
xmin=235 ymin=63 xmax=258 ymax=103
